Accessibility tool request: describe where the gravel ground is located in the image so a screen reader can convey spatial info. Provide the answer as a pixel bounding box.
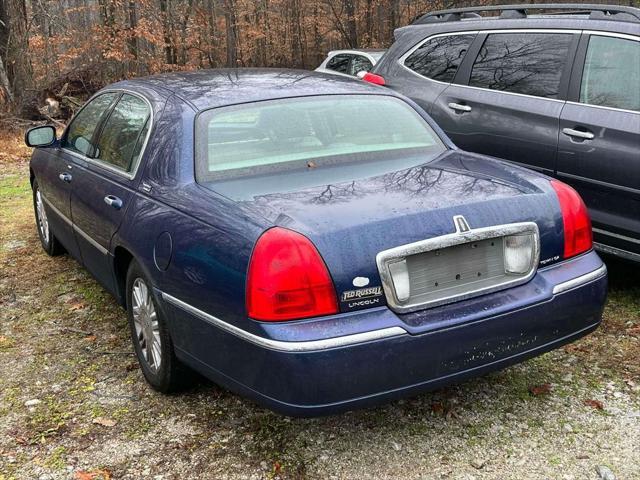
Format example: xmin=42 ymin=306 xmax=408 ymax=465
xmin=1 ymin=138 xmax=639 ymax=480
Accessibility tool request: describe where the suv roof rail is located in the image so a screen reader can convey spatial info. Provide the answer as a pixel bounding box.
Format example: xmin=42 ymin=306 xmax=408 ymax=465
xmin=411 ymin=3 xmax=640 ymax=25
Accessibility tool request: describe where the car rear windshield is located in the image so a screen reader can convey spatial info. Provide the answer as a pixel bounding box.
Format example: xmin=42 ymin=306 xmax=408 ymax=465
xmin=195 ymin=95 xmax=445 ymax=181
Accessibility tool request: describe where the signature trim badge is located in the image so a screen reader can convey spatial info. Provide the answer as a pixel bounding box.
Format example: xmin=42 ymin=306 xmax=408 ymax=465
xmin=341 ymin=286 xmax=383 ymax=303
xmin=341 ymin=285 xmax=384 ymax=310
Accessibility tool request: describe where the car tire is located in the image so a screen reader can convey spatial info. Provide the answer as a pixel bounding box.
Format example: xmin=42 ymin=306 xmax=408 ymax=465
xmin=32 ymin=179 xmax=65 ymax=256
xmin=126 ymin=260 xmax=195 ymax=393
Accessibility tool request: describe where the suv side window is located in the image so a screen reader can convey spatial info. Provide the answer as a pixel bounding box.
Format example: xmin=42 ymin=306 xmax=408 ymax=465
xmin=469 ymin=33 xmax=573 ymax=99
xmin=93 ymin=93 xmax=151 ymax=173
xmin=62 ymin=93 xmax=118 ymax=156
xmin=580 ymin=35 xmax=640 ymax=112
xmin=326 ymin=54 xmax=351 ymax=74
xmin=350 ymin=55 xmax=373 ymax=75
xmin=404 ymin=34 xmax=476 ymax=83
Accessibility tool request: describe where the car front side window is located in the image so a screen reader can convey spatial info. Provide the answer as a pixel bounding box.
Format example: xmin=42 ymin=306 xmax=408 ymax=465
xmin=404 ymin=34 xmax=476 ymax=83
xmin=93 ymin=93 xmax=151 ymax=173
xmin=326 ymin=54 xmax=351 ymax=74
xmin=469 ymin=33 xmax=573 ymax=99
xmin=62 ymin=93 xmax=118 ymax=156
xmin=580 ymin=35 xmax=640 ymax=111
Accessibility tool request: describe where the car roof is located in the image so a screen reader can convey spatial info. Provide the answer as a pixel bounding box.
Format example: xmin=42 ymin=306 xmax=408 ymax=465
xmin=328 ymin=49 xmax=386 ymax=55
xmin=393 ymin=16 xmax=640 ymax=43
xmin=111 ymin=68 xmax=394 ymax=111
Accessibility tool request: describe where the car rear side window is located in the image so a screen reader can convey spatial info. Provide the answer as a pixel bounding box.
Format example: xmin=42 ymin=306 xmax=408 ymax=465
xmin=195 ymin=95 xmax=445 ymax=180
xmin=93 ymin=93 xmax=151 ymax=173
xmin=580 ymin=35 xmax=640 ymax=112
xmin=351 ymin=55 xmax=373 ymax=75
xmin=327 ymin=54 xmax=351 ymax=74
xmin=404 ymin=34 xmax=476 ymax=83
xmin=62 ymin=93 xmax=118 ymax=156
xmin=469 ymin=33 xmax=573 ymax=99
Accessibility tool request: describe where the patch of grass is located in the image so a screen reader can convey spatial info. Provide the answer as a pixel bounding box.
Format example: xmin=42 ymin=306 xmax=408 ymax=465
xmin=43 ymin=445 xmax=67 ymax=470
xmin=0 ymin=335 xmax=16 ymax=351
xmin=76 ymin=281 xmax=110 ymax=306
xmin=24 ymin=396 xmax=72 ymax=444
xmin=0 ymin=175 xmax=30 ymax=199
xmin=247 ymin=414 xmax=312 ymax=479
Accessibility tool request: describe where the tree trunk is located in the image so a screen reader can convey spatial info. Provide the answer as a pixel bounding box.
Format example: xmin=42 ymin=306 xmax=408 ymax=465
xmin=127 ymin=0 xmax=138 ymax=60
xmin=1 ymin=0 xmax=32 ymax=107
xmin=0 ymin=55 xmax=12 ymax=103
xmin=179 ymin=0 xmax=194 ymax=65
xmin=224 ymin=0 xmax=238 ymax=67
xmin=159 ymin=0 xmax=177 ymax=64
xmin=343 ymin=0 xmax=357 ymax=48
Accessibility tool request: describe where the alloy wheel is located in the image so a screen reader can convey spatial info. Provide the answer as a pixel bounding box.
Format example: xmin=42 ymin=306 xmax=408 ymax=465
xmin=131 ymin=278 xmax=162 ymax=371
xmin=35 ymin=189 xmax=50 ymax=245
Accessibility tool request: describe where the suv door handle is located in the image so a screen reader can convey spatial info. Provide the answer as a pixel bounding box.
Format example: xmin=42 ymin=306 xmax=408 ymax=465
xmin=59 ymin=173 xmax=72 ymax=183
xmin=562 ymin=128 xmax=594 ymax=140
xmin=448 ymin=102 xmax=472 ymax=113
xmin=104 ymin=195 xmax=123 ymax=210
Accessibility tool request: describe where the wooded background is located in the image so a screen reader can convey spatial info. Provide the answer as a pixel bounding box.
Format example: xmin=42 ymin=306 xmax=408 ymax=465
xmin=0 ymin=0 xmax=638 ymax=119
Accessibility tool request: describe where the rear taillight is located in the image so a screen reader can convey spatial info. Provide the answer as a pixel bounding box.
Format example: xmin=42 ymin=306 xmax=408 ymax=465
xmin=361 ymin=72 xmax=386 ymax=86
xmin=246 ymin=227 xmax=339 ymax=321
xmin=551 ymin=180 xmax=593 ymax=259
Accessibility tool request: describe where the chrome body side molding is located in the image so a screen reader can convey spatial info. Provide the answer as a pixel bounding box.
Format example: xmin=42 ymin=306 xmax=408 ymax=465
xmin=41 ymin=194 xmax=108 ymax=255
xmin=552 ymin=264 xmax=607 ymax=295
xmin=594 ymin=243 xmax=640 ymax=262
xmin=160 ymin=292 xmax=408 ymax=353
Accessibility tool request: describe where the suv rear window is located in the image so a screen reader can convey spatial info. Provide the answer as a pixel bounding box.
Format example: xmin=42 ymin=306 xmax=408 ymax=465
xmin=580 ymin=35 xmax=640 ymax=111
xmin=195 ymin=95 xmax=445 ymax=180
xmin=469 ymin=33 xmax=573 ymax=99
xmin=404 ymin=34 xmax=476 ymax=83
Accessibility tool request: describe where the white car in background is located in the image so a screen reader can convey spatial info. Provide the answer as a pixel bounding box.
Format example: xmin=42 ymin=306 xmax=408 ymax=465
xmin=315 ymin=49 xmax=386 ymax=78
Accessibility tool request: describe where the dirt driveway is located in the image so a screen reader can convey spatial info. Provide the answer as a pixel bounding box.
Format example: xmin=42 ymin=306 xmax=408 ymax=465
xmin=1 ymin=134 xmax=639 ymax=479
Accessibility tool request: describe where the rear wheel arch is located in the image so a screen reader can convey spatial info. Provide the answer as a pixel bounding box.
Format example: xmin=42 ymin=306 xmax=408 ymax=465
xmin=113 ymin=246 xmax=134 ymax=307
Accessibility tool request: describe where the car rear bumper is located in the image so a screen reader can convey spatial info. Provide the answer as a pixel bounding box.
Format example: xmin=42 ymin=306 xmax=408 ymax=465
xmin=160 ymin=251 xmax=607 ymax=416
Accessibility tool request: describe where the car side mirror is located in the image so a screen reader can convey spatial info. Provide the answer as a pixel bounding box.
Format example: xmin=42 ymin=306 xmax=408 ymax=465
xmin=25 ymin=125 xmax=57 ymax=147
xmin=356 ymin=71 xmax=368 ymax=79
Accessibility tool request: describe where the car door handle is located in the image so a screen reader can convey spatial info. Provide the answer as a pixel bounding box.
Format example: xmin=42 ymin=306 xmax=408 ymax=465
xmin=104 ymin=195 xmax=123 ymax=210
xmin=58 ymin=172 xmax=72 ymax=183
xmin=562 ymin=128 xmax=595 ymax=140
xmin=448 ymin=102 xmax=472 ymax=113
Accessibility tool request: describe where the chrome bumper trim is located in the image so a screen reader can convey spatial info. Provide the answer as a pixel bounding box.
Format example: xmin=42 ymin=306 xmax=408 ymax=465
xmin=552 ymin=264 xmax=607 ymax=295
xmin=161 ymin=292 xmax=407 ymax=353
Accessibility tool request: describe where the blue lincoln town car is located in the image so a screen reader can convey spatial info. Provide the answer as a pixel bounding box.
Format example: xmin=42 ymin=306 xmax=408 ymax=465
xmin=25 ymin=69 xmax=607 ymax=416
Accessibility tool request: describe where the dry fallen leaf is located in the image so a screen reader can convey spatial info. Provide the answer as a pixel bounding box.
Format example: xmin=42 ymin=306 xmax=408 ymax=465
xmin=92 ymin=417 xmax=117 ymax=427
xmin=74 ymin=469 xmax=111 ymax=480
xmin=528 ymin=383 xmax=552 ymax=396
xmin=584 ymin=399 xmax=604 ymax=410
xmin=627 ymin=326 xmax=640 ymax=336
xmin=85 ymin=334 xmax=97 ymax=342
xmin=69 ymin=302 xmax=86 ymax=311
